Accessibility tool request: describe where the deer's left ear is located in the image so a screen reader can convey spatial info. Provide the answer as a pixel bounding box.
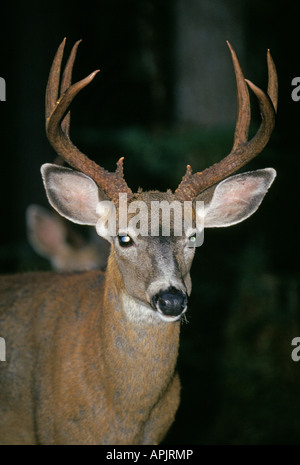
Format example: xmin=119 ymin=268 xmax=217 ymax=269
xmin=196 ymin=168 xmax=276 ymax=228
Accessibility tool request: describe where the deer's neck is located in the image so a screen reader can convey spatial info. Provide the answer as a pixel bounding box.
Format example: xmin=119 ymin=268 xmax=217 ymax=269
xmin=99 ymin=255 xmax=180 ymax=414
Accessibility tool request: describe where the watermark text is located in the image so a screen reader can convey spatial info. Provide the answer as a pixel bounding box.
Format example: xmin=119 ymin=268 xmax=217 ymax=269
xmin=0 ymin=77 xmax=6 ymax=101
xmin=291 ymin=77 xmax=300 ymax=101
xmin=96 ymin=194 xmax=205 ymax=247
xmin=291 ymin=337 xmax=300 ymax=362
xmin=105 ymin=448 xmax=193 ymax=462
xmin=0 ymin=337 xmax=6 ymax=361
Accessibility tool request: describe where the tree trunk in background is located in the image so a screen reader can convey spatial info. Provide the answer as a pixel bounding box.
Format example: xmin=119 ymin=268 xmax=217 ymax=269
xmin=174 ymin=0 xmax=244 ymax=126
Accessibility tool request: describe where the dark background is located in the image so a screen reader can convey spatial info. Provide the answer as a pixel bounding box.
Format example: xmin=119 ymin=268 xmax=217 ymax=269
xmin=0 ymin=0 xmax=300 ymax=444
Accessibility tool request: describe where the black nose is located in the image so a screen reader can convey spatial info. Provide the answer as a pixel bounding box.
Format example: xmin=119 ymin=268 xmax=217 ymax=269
xmin=152 ymin=287 xmax=188 ymax=317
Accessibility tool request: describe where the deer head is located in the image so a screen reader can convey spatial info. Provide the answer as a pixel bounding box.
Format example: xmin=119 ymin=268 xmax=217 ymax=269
xmin=41 ymin=39 xmax=277 ymax=322
xmin=26 ymin=204 xmax=109 ymax=271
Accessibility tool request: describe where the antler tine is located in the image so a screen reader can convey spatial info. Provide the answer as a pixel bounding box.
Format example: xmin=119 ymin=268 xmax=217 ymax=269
xmin=175 ymin=42 xmax=277 ymax=201
xmin=45 ymin=38 xmax=66 ymax=121
xmin=267 ymin=49 xmax=278 ymax=113
xmin=46 ymin=39 xmax=132 ymax=203
xmin=60 ymin=39 xmax=82 ymax=136
xmin=227 ymin=41 xmax=251 ymax=150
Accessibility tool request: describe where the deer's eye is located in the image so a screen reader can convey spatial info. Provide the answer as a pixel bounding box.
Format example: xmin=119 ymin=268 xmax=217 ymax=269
xmin=118 ymin=235 xmax=134 ymax=248
xmin=188 ymin=233 xmax=197 ymax=247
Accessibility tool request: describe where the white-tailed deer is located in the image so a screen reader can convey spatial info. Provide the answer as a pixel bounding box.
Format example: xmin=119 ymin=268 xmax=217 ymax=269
xmin=0 ymin=39 xmax=277 ymax=445
xmin=26 ymin=204 xmax=109 ymax=271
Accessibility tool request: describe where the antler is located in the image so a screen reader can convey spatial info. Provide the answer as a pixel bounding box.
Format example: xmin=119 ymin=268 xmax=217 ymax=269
xmin=175 ymin=41 xmax=278 ymax=201
xmin=46 ymin=38 xmax=132 ymax=203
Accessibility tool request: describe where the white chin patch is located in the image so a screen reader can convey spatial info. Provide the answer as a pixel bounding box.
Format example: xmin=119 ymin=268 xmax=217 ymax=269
xmin=156 ymin=306 xmax=187 ymax=323
xmin=157 ymin=312 xmax=182 ymax=323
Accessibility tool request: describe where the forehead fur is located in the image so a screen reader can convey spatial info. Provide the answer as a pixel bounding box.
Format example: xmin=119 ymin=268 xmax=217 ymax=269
xmin=126 ymin=188 xmax=215 ymax=206
xmin=128 ymin=189 xmax=176 ymax=204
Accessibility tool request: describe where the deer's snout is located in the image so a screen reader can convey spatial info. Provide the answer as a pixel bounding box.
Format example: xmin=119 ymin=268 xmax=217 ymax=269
xmin=152 ymin=287 xmax=187 ymax=319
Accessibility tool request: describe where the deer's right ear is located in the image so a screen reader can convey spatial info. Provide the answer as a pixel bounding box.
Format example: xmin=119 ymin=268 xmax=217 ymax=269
xmin=196 ymin=168 xmax=276 ymax=228
xmin=41 ymin=164 xmax=103 ymax=225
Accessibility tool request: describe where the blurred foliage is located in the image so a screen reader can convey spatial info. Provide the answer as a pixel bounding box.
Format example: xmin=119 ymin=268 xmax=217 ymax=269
xmin=79 ymin=124 xmax=235 ymax=191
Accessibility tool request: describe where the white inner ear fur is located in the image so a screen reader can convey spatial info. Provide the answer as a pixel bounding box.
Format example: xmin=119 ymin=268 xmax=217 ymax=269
xmin=197 ymin=168 xmax=276 ymax=228
xmin=41 ymin=164 xmax=101 ymax=226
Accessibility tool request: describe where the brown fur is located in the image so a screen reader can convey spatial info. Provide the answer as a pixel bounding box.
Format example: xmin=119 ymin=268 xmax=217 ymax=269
xmin=0 ymin=253 xmax=180 ymax=445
